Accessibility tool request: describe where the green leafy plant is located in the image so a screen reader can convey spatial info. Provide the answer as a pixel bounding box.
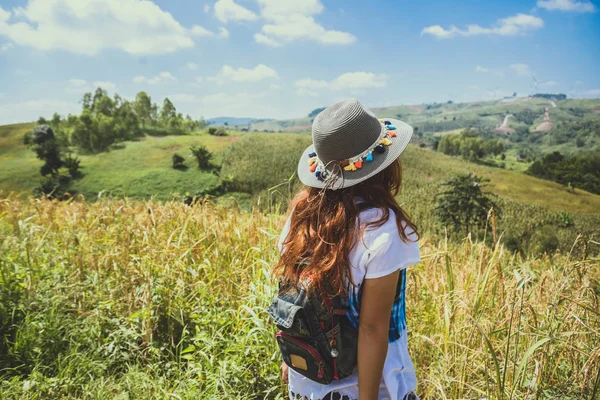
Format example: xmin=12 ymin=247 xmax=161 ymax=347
xmin=189 ymin=145 xmax=213 ymax=169
xmin=435 ymin=173 xmax=500 ymax=235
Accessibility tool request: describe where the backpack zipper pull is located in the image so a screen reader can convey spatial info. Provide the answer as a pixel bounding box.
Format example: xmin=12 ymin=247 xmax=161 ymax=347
xmin=317 ymin=361 xmax=325 ymax=379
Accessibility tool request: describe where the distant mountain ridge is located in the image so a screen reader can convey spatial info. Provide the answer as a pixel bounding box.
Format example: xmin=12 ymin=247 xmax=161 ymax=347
xmin=207 ymin=117 xmax=273 ymax=126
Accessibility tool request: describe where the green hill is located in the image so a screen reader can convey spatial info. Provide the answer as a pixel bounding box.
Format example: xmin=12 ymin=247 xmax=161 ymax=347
xmin=1 ymin=122 xmax=600 ymax=215
xmin=0 ymin=123 xmax=238 ymax=200
xmin=253 ymin=97 xmax=600 ymax=134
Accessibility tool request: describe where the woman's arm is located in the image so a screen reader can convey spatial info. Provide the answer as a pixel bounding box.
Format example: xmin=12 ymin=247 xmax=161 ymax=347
xmin=357 ymin=269 xmax=400 ymax=400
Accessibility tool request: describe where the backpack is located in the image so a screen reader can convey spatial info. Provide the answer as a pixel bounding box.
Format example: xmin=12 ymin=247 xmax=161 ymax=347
xmin=266 ymin=203 xmax=374 ymax=384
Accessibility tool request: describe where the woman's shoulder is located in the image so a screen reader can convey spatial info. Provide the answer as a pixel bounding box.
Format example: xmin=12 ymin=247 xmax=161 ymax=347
xmin=355 ymin=207 xmax=420 ymax=275
xmin=359 ymin=206 xmax=417 ymax=240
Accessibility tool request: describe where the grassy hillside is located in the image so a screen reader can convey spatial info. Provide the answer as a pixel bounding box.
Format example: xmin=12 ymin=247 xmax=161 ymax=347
xmin=0 ymin=197 xmax=598 ymax=398
xmin=2 ymin=122 xmax=600 ymax=215
xmin=252 ymin=97 xmax=600 ymax=140
xmin=2 ymin=122 xmax=600 ymax=212
xmin=221 ymin=133 xmax=600 ymax=215
xmin=0 ymin=123 xmax=240 ymax=200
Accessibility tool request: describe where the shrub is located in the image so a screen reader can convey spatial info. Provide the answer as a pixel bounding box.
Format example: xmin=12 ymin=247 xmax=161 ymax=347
xmin=503 ymin=233 xmax=522 ymax=254
xmin=434 ymin=174 xmax=500 ymax=236
xmin=189 ymin=145 xmax=213 ymax=169
xmin=557 ymin=212 xmax=574 ymax=228
xmin=172 ymin=153 xmax=186 ymax=169
xmin=532 ymin=226 xmax=560 ymax=255
xmin=208 ymin=127 xmax=227 ymax=136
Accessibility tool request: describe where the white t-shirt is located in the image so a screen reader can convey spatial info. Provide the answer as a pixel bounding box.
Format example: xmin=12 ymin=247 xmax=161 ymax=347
xmin=277 ymin=207 xmax=421 ymax=400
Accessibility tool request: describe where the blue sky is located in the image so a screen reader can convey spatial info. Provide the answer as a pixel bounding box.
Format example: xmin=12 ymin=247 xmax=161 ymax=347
xmin=0 ymin=0 xmax=599 ymax=124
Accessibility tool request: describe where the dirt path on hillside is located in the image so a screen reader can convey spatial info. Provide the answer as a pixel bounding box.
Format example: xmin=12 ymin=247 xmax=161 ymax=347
xmin=492 ymin=114 xmax=515 ymax=135
xmin=500 ymin=114 xmax=513 ymax=128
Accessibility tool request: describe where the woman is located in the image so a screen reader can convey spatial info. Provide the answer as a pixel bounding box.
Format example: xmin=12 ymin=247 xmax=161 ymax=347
xmin=273 ymin=100 xmax=420 ymax=400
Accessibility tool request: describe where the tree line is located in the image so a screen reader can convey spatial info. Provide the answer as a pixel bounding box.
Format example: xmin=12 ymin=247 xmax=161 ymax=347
xmin=437 ymin=129 xmax=504 ymax=161
xmin=527 ymin=151 xmax=600 ymax=195
xmin=39 ymin=88 xmax=208 ymax=154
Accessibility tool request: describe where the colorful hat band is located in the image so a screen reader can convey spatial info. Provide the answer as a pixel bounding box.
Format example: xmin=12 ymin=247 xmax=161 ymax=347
xmin=307 ymin=120 xmax=398 ymax=181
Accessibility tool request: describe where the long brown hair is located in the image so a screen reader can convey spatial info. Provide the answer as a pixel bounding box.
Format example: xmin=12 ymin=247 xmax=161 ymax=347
xmin=274 ymin=158 xmax=418 ymax=297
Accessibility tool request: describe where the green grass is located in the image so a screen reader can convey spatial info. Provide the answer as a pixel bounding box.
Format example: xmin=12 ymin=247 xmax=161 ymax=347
xmin=0 ymin=125 xmax=243 ymax=201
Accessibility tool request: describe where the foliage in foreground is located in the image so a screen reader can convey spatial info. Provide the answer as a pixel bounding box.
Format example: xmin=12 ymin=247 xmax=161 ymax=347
xmin=0 ymin=196 xmax=598 ymax=399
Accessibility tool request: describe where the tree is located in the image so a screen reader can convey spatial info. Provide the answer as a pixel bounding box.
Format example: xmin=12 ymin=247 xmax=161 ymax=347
xmin=435 ymin=174 xmax=499 ymax=235
xmin=24 ymin=124 xmax=81 ymax=198
xmin=190 ymin=145 xmax=213 ymax=169
xmin=24 ymin=125 xmax=63 ymax=176
xmin=161 ymin=98 xmax=176 ymax=124
xmin=150 ymin=103 xmax=159 ymax=124
xmin=134 ymin=92 xmax=152 ymax=128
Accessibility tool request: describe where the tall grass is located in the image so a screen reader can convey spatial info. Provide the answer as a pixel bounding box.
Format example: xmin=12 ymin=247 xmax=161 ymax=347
xmin=0 ymin=194 xmax=598 ymax=399
xmin=222 ymin=134 xmax=600 ymax=256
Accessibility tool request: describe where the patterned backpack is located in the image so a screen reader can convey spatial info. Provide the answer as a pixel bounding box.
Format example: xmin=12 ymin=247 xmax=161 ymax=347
xmin=267 ymin=203 xmax=374 ymax=384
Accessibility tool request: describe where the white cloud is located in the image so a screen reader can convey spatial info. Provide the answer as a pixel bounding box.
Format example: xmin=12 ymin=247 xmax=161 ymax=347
xmin=294 ymin=72 xmax=387 ymax=96
xmin=211 ymin=64 xmax=279 ymax=84
xmin=0 ymin=99 xmax=80 ymax=124
xmin=0 ymin=0 xmax=202 ymax=55
xmin=68 ymin=78 xmax=87 ymax=88
xmin=270 ymin=83 xmax=282 ymax=90
xmin=258 ymin=0 xmax=324 ymax=19
xmin=218 ymin=27 xmax=229 ymax=38
xmin=202 ymin=92 xmax=241 ymax=105
xmin=66 ymin=78 xmax=116 ymax=93
xmin=190 ymin=24 xmax=229 ymax=38
xmin=422 ymin=13 xmax=544 ymax=39
xmin=254 ymin=33 xmax=282 ymax=47
xmin=0 ymin=42 xmax=13 ymax=51
xmin=254 ymin=0 xmax=356 ymax=46
xmin=190 ymin=25 xmax=214 ymax=37
xmin=583 ymin=89 xmax=600 ymax=95
xmin=133 ymin=71 xmax=177 ymax=85
xmin=537 ymin=0 xmax=596 ymax=12
xmin=214 ymin=0 xmax=257 ymax=23
xmin=510 ymin=63 xmax=531 ymax=76
xmin=186 ymin=62 xmax=199 ymax=70
xmin=93 ymin=81 xmax=117 ymax=90
xmin=295 ymin=88 xmax=320 ymax=97
xmin=168 ymin=94 xmax=199 ymax=103
xmin=475 ymin=65 xmax=504 ymax=76
xmin=204 ymin=4 xmax=211 ymax=13
xmin=330 ymin=72 xmax=387 ymax=91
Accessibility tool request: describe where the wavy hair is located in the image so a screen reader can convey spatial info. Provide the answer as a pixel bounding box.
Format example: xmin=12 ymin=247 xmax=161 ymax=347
xmin=274 ymin=158 xmax=418 ymax=297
